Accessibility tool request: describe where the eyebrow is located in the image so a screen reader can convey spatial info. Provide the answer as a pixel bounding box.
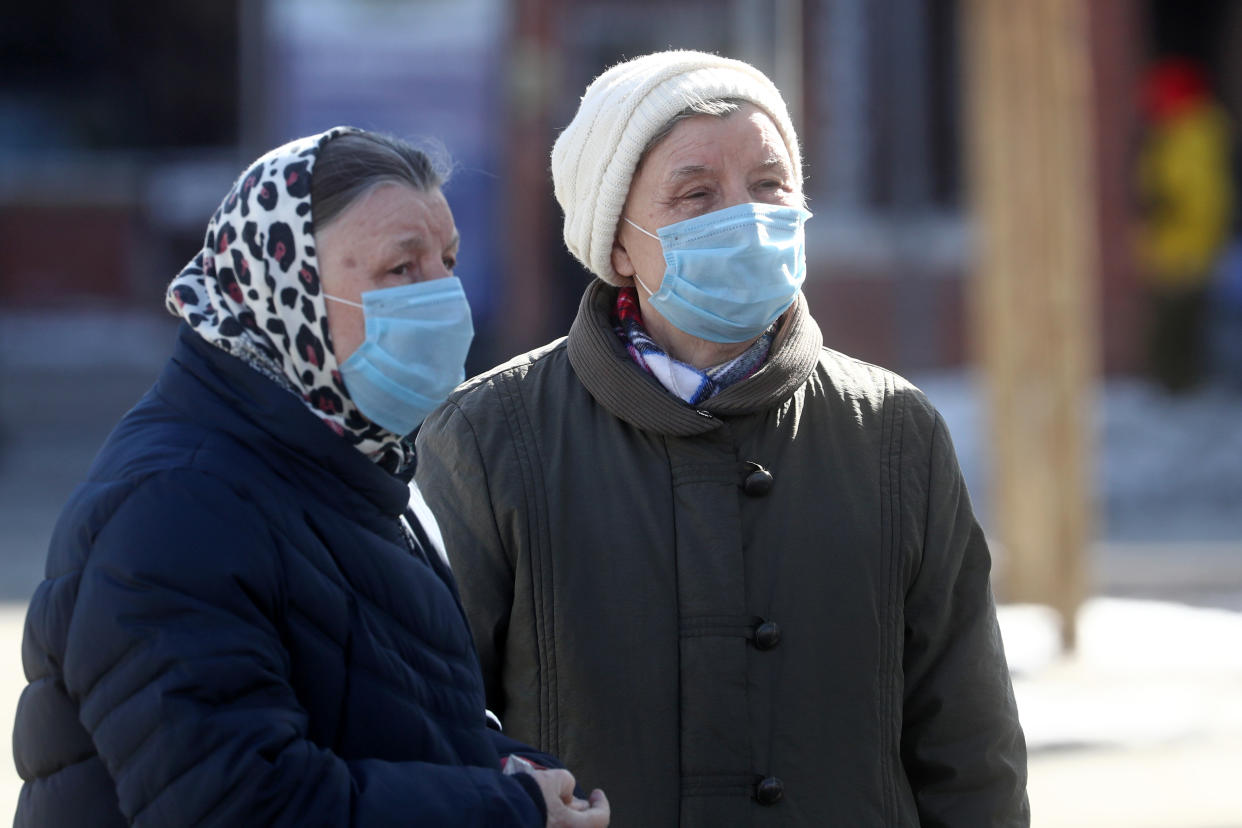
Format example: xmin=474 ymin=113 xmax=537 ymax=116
xmin=395 ymin=236 xmax=424 ymax=254
xmin=666 ymin=164 xmax=710 ymax=183
xmin=755 ymin=157 xmax=789 ymax=173
xmin=395 ymin=231 xmax=460 ymax=254
xmin=664 ymin=158 xmax=790 ymax=185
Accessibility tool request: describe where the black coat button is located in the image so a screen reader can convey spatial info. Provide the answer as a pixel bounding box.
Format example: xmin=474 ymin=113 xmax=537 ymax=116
xmin=755 ymin=776 xmax=784 ymax=805
xmin=754 ymin=620 xmax=782 ymax=650
xmin=743 ymin=465 xmax=774 ymax=497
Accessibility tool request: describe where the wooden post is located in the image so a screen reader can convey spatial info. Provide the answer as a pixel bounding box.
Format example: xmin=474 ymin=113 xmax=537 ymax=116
xmin=962 ymin=0 xmax=1099 ymax=648
xmin=500 ymin=0 xmax=563 ymax=358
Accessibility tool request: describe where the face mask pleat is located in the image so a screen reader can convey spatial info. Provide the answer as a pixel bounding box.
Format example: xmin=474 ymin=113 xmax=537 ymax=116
xmin=336 ymin=276 xmax=474 ymax=434
xmin=630 ymin=202 xmax=811 ymax=344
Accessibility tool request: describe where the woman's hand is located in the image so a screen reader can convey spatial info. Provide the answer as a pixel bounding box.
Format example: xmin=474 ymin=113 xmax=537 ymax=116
xmin=529 ymin=769 xmax=610 ymax=827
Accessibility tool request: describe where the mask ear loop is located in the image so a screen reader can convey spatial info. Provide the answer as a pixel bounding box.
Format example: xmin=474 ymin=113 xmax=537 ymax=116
xmin=622 ymin=217 xmax=660 ymax=297
xmin=623 ymin=216 xmax=660 ymax=240
xmin=324 ymin=294 xmax=364 ymax=309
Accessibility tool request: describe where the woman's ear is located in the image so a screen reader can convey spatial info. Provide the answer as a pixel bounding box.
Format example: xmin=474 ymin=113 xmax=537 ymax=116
xmin=611 ymin=236 xmax=636 ymax=278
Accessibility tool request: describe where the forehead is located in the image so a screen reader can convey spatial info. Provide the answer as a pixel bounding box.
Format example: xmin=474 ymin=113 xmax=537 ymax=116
xmin=638 ymin=103 xmax=791 ymax=182
xmin=342 ymin=182 xmax=448 ymax=224
xmin=328 ymin=183 xmax=455 ymax=244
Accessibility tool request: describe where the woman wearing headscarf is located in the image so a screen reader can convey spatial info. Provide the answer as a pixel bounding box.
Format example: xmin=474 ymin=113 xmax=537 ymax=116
xmin=12 ymin=128 xmax=609 ymax=828
xmin=416 ymin=52 xmax=1028 ymax=826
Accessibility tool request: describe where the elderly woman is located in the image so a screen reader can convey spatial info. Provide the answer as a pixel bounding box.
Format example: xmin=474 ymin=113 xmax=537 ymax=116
xmin=12 ymin=128 xmax=609 ymax=827
xmin=416 ymin=51 xmax=1028 ymax=826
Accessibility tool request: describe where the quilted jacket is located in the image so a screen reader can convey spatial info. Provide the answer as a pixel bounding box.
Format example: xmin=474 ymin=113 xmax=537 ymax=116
xmin=12 ymin=325 xmax=551 ymax=827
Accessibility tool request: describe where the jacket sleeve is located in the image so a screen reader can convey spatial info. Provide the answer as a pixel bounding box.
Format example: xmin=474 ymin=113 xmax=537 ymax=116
xmin=898 ymin=401 xmax=1030 ymax=827
xmin=62 ymin=469 xmax=543 ymax=828
xmin=416 ymin=402 xmax=580 ymax=794
xmin=489 ymin=730 xmax=566 ymax=772
xmin=415 ymin=398 xmax=517 ymax=717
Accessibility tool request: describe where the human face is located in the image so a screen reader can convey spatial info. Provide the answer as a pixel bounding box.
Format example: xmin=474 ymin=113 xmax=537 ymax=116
xmin=316 ymin=183 xmax=459 ymax=363
xmin=610 ymin=102 xmax=801 ymax=291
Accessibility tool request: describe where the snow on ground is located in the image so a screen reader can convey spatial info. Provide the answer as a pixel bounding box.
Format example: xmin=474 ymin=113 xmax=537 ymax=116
xmin=911 ymin=371 xmax=1242 ymax=543
xmin=999 ymin=597 xmax=1242 ymax=828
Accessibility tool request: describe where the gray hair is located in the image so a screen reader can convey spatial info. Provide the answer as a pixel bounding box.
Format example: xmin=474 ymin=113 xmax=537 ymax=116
xmin=311 ymin=131 xmax=453 ymax=232
xmin=637 ymin=96 xmax=806 ymax=208
xmin=639 ymin=97 xmax=745 ymax=163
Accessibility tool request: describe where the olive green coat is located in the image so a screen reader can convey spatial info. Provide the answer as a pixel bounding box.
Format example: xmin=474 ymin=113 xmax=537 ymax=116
xmin=416 ymin=282 xmax=1028 ymax=827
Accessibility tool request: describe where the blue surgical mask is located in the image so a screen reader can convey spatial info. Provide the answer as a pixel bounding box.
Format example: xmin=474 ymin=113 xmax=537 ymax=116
xmin=624 ymin=202 xmax=812 ymax=343
xmin=324 ymin=276 xmax=474 ymax=435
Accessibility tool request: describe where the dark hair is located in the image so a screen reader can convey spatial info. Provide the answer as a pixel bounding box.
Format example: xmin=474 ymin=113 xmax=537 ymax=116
xmin=311 ymin=131 xmax=451 ymax=232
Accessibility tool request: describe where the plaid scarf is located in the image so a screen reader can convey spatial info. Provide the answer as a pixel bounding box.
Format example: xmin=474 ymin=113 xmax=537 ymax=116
xmin=612 ymin=287 xmax=773 ymax=405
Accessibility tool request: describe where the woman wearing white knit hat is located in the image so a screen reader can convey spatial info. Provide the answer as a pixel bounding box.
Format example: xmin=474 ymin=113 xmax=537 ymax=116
xmin=417 ymin=50 xmax=1028 ymax=827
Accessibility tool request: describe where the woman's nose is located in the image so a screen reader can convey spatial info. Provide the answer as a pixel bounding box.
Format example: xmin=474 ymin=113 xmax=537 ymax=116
xmin=721 ymin=181 xmax=752 ymax=209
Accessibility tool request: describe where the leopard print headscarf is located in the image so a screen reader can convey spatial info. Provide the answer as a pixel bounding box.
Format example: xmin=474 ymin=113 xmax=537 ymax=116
xmin=166 ymin=127 xmax=412 ymax=472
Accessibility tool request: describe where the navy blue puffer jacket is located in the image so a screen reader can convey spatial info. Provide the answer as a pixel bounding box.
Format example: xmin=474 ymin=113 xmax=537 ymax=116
xmin=12 ymin=326 xmax=551 ymax=827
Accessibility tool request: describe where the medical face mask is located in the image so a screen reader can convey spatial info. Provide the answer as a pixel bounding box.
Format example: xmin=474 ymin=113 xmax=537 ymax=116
xmin=324 ymin=276 xmax=474 ymax=435
xmin=624 ymin=202 xmax=812 ymax=343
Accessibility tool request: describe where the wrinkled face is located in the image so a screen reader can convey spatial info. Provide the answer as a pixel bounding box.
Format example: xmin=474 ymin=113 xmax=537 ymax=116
xmin=316 ymin=182 xmax=459 ymax=363
xmin=611 ymin=102 xmax=801 ymax=290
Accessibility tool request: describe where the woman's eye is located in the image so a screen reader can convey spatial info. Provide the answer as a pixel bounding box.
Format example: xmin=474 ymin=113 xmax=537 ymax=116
xmin=389 ymin=263 xmax=411 ymax=276
xmin=443 ymin=257 xmax=457 ymax=271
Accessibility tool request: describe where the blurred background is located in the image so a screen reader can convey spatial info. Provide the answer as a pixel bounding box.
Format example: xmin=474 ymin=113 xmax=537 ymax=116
xmin=1 ymin=0 xmax=1240 ymax=825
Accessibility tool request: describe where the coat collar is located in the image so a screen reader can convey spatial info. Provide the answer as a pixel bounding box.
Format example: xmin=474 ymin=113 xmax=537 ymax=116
xmin=161 ymin=324 xmax=414 ymax=519
xmin=565 ymin=280 xmax=823 ymax=435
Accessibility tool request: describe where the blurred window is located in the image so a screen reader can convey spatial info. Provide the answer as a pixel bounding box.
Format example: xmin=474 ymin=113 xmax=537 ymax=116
xmin=805 ymin=0 xmax=966 ymax=271
xmin=0 ymin=1 xmax=239 ymax=151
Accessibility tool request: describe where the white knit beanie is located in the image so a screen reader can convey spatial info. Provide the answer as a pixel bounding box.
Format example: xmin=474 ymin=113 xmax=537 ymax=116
xmin=551 ymin=50 xmax=802 ymax=285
